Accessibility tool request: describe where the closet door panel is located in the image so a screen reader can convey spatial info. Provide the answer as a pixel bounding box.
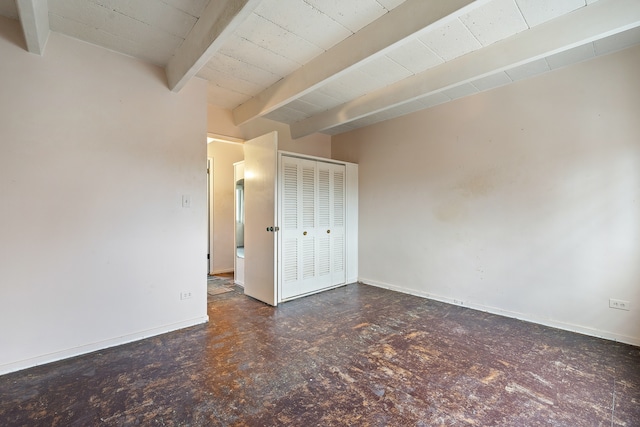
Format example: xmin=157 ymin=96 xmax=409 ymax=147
xmin=300 ymin=160 xmax=317 ymax=287
xmin=280 ymin=157 xmax=319 ymax=299
xmin=330 ymin=164 xmax=346 ymax=286
xmin=280 ymin=157 xmax=301 ymax=299
xmin=316 ymin=164 xmax=332 ymax=287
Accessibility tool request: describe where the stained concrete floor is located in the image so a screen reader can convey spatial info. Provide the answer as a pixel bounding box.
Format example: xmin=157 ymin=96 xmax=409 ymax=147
xmin=207 ymin=274 xmax=237 ymax=298
xmin=1 ymin=282 xmax=639 ymax=426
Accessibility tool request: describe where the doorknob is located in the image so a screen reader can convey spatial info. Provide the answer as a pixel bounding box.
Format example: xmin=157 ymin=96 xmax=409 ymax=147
xmin=303 ymin=231 xmax=307 ymax=236
xmin=327 ymin=229 xmax=331 ymax=234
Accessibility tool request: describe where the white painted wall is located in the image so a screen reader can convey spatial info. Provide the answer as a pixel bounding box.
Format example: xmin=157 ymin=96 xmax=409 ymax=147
xmin=0 ymin=17 xmax=208 ymax=374
xmin=332 ymin=45 xmax=640 ymax=346
xmin=207 ymin=141 xmax=244 ymax=274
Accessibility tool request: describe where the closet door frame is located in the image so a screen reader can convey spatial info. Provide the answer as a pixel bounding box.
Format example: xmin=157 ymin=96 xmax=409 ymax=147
xmin=277 ymin=151 xmax=358 ymax=303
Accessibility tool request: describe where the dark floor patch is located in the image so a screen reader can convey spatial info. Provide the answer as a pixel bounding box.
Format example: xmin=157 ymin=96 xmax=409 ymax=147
xmin=207 ymin=275 xmax=236 ymax=299
xmin=1 ymin=283 xmax=639 ymax=426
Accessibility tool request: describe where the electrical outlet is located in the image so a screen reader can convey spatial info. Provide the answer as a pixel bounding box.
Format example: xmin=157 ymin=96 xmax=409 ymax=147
xmin=609 ymin=299 xmax=630 ymax=311
xmin=180 ymin=291 xmax=192 ymax=300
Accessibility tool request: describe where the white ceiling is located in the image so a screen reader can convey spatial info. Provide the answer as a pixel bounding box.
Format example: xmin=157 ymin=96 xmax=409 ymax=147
xmin=2 ymin=0 xmax=639 ymax=137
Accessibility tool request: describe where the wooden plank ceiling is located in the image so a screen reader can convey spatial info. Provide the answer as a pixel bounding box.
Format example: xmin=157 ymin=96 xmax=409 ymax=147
xmin=2 ymin=0 xmax=639 ymax=137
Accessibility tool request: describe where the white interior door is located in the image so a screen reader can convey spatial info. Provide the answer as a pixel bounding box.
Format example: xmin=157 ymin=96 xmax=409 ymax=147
xmin=243 ymin=132 xmax=278 ymax=306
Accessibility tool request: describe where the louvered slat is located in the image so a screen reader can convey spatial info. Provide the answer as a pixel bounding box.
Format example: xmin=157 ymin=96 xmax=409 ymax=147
xmin=283 ymin=238 xmax=298 ymax=282
xmin=333 ymin=169 xmax=345 ymax=227
xmin=318 ymin=236 xmax=330 ymax=276
xmin=333 ymin=235 xmax=344 ymax=273
xmin=318 ymin=168 xmax=330 ymax=227
xmin=302 ymin=237 xmax=315 ymax=279
xmin=302 ymin=165 xmax=315 ymax=228
xmin=283 ymin=162 xmax=298 ymax=230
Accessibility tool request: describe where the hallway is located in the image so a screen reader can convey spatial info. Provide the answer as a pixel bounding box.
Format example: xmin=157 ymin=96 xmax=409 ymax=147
xmin=1 ymin=283 xmax=638 ymax=426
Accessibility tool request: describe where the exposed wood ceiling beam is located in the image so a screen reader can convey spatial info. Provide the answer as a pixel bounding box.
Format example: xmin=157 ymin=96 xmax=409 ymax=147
xmin=290 ymin=0 xmax=640 ymax=139
xmin=16 ymin=0 xmax=49 ymax=55
xmin=166 ymin=0 xmax=261 ymax=92
xmin=232 ymin=0 xmax=489 ymax=126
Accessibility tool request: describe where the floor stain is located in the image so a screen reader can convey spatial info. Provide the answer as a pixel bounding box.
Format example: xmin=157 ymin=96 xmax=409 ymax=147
xmin=1 ymin=283 xmax=638 ymax=426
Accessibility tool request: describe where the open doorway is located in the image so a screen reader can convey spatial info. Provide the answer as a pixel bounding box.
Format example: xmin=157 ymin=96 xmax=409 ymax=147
xmin=233 ymin=162 xmax=245 ymax=286
xmin=206 ymin=134 xmax=245 ymax=300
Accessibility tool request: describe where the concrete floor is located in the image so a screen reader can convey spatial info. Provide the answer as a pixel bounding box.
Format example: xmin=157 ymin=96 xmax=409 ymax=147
xmin=1 ymin=282 xmax=639 ymax=426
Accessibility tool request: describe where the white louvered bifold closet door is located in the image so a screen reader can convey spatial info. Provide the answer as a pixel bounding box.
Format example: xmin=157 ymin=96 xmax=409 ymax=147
xmin=316 ymin=162 xmax=346 ymax=288
xmin=280 ymin=156 xmax=346 ymax=300
xmin=280 ymin=157 xmax=318 ymax=299
xmin=281 ymin=158 xmax=300 ymax=294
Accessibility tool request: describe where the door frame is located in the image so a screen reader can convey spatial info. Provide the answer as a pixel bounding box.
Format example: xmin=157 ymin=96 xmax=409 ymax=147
xmin=207 ymin=157 xmax=214 ymax=275
xmin=233 ymin=161 xmax=245 ymax=287
xmin=206 ymin=133 xmax=245 ymax=276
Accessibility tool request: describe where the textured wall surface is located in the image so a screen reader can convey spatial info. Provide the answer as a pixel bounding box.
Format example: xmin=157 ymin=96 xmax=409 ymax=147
xmin=332 ymin=45 xmax=640 ymax=345
xmin=0 ymin=16 xmax=208 ymax=374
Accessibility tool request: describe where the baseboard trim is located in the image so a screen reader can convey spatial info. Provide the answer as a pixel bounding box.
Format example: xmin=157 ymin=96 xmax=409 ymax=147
xmin=210 ymin=268 xmax=234 ymax=275
xmin=360 ymin=278 xmax=640 ymax=347
xmin=0 ymin=315 xmax=209 ymax=376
